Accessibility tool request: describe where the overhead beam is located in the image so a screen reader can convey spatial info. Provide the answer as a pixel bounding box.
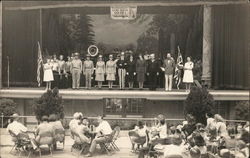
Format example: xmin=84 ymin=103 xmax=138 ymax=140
xmin=3 ymin=0 xmax=248 ymax=11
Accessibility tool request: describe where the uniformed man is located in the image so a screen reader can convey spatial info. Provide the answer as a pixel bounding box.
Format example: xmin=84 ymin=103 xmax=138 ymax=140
xmin=147 ymin=54 xmax=160 ymax=90
xmin=58 ymin=55 xmax=66 ymax=89
xmin=82 ymin=54 xmax=94 ymax=89
xmin=71 ymin=53 xmax=82 ymax=90
xmin=117 ymin=52 xmax=127 ymax=90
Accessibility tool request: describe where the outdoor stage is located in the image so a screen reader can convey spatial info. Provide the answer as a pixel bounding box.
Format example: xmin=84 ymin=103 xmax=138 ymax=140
xmin=0 ymin=88 xmax=248 ymax=101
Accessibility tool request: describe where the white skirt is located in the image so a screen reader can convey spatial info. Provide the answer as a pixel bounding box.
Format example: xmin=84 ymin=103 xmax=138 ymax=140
xmin=183 ymin=70 xmax=193 ymax=83
xmin=43 ymin=69 xmax=54 ymax=82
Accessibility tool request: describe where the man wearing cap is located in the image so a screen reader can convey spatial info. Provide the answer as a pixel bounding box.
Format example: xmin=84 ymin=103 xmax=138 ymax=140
xmin=83 ymin=54 xmax=94 ymax=89
xmin=71 ymin=53 xmax=82 ymax=89
xmin=7 ymin=113 xmax=28 ymax=139
xmin=147 ymin=54 xmax=160 ymax=90
xmin=117 ymin=52 xmax=127 ymax=90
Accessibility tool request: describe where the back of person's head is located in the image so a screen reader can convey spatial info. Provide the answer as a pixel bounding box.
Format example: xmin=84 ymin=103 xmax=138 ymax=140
xmin=12 ymin=113 xmax=20 ymax=121
xmin=206 ymin=112 xmax=214 ymax=118
xmin=160 ymin=119 xmax=166 ymax=125
xmin=41 ymin=115 xmax=49 ymax=122
xmin=170 ymin=126 xmax=176 ymax=135
xmin=73 ymin=112 xmax=80 ymax=119
xmin=137 ymin=121 xmax=144 ymax=129
xmin=48 ymin=114 xmax=57 ymax=122
xmin=190 ymin=146 xmax=201 ymax=158
xmin=227 ymin=127 xmax=236 ymax=138
xmin=193 ymin=133 xmax=206 ymax=147
xmin=214 ymin=114 xmax=224 ymax=122
xmin=196 ymin=123 xmax=205 ymax=130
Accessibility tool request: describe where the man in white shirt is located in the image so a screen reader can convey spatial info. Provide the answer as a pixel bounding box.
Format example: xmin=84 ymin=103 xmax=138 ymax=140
xmin=86 ymin=116 xmax=112 ymax=157
xmin=7 ymin=113 xmax=28 ymax=139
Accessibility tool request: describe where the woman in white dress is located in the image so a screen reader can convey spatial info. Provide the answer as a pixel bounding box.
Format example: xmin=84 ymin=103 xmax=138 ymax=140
xmin=95 ymin=55 xmax=105 ymax=89
xmin=43 ymin=58 xmax=54 ymax=90
xmin=183 ymin=57 xmax=194 ymax=92
xmin=214 ymin=114 xmax=229 ymax=139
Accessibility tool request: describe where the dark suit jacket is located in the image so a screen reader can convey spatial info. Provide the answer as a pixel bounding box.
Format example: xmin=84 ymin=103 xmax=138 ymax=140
xmin=163 ymin=59 xmax=175 ymax=75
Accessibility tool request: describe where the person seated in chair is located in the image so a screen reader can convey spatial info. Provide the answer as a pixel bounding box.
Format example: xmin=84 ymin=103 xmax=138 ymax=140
xmin=86 ymin=116 xmax=112 ymax=157
xmin=35 ymin=116 xmax=55 ymax=146
xmin=49 ymin=114 xmax=65 ymax=149
xmin=163 ymin=135 xmax=189 ymax=158
xmin=75 ymin=117 xmax=91 ymax=144
xmin=7 ymin=113 xmax=38 ymax=150
xmin=69 ymin=112 xmax=82 ymax=137
xmin=129 ymin=121 xmax=147 ymax=152
xmin=7 ymin=113 xmax=29 ymax=141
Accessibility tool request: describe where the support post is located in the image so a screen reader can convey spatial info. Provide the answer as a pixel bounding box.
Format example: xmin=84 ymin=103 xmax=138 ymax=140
xmin=39 ymin=9 xmax=43 ymax=49
xmin=0 ymin=1 xmax=2 ymax=89
xmin=202 ymin=5 xmax=213 ymax=88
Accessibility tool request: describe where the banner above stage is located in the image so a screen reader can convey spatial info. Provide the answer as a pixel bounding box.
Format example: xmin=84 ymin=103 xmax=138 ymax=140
xmin=110 ymin=6 xmax=137 ymax=20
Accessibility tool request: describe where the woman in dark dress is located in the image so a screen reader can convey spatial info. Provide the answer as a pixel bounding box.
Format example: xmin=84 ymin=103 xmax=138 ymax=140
xmin=126 ymin=55 xmax=136 ymax=89
xmin=136 ymin=54 xmax=146 ymax=89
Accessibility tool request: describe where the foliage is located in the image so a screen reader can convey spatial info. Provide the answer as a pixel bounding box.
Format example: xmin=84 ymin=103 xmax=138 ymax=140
xmin=33 ymin=88 xmax=64 ymax=121
xmin=0 ymin=99 xmax=17 ymax=127
xmin=235 ymin=101 xmax=249 ymax=121
xmin=184 ymin=87 xmax=215 ymax=125
xmin=136 ymin=33 xmax=159 ymax=54
xmin=60 ymin=14 xmax=95 ymax=56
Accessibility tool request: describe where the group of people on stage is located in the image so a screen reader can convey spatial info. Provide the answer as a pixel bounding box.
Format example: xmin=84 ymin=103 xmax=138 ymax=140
xmin=43 ymin=50 xmax=194 ymax=91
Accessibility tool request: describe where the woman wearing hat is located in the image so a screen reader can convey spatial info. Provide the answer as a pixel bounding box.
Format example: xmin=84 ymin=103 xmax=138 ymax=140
xmin=95 ymin=55 xmax=105 ymax=89
xmin=106 ymin=54 xmax=116 ymax=89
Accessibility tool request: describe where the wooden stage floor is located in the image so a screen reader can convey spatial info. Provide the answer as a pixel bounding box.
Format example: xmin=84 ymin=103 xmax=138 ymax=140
xmin=0 ymin=87 xmax=249 ymax=100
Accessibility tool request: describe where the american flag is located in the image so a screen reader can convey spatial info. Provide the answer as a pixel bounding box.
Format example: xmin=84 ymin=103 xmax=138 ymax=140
xmin=37 ymin=42 xmax=43 ymax=87
xmin=174 ymin=46 xmax=183 ymax=80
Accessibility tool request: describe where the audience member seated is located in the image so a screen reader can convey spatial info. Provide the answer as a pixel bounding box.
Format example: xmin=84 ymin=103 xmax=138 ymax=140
xmin=163 ymin=135 xmax=189 ymax=158
xmin=129 ymin=121 xmax=147 ymax=152
xmin=75 ymin=117 xmax=91 ymax=144
xmin=35 ymin=116 xmax=55 ymax=146
xmin=156 ymin=119 xmax=168 ymax=139
xmin=7 ymin=113 xmax=29 ymax=141
xmin=49 ymin=114 xmax=65 ymax=149
xmin=182 ymin=114 xmax=196 ymax=139
xmin=214 ymin=114 xmax=229 ymax=139
xmin=192 ymin=133 xmax=207 ymax=155
xmin=189 ymin=146 xmax=201 ymax=158
xmin=69 ymin=112 xmax=82 ymax=131
xmin=86 ymin=116 xmax=112 ymax=157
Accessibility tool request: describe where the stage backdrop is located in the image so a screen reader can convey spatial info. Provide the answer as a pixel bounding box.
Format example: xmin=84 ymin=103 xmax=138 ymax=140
xmin=212 ymin=4 xmax=249 ymax=90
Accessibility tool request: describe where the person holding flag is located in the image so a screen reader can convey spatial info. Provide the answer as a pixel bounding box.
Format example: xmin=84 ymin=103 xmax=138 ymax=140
xmin=174 ymin=46 xmax=184 ymax=90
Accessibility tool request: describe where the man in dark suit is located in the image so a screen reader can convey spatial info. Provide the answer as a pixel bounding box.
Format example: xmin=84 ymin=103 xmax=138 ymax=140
xmin=147 ymin=54 xmax=160 ymax=90
xmin=163 ymin=53 xmax=175 ymax=91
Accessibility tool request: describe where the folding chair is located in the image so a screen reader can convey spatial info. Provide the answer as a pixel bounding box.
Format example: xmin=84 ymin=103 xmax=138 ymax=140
xmin=8 ymin=130 xmax=32 ymax=157
xmin=54 ymin=129 xmax=65 ymax=149
xmin=34 ymin=132 xmax=54 ymax=157
xmin=128 ymin=130 xmax=147 ymax=153
xmin=110 ymin=126 xmax=120 ymax=151
xmin=70 ymin=130 xmax=90 ymax=158
xmin=101 ymin=126 xmax=121 ymax=155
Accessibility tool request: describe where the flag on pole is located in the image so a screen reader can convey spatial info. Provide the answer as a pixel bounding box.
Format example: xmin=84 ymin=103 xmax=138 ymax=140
xmin=37 ymin=42 xmax=43 ymax=87
xmin=174 ymin=46 xmax=183 ymax=80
